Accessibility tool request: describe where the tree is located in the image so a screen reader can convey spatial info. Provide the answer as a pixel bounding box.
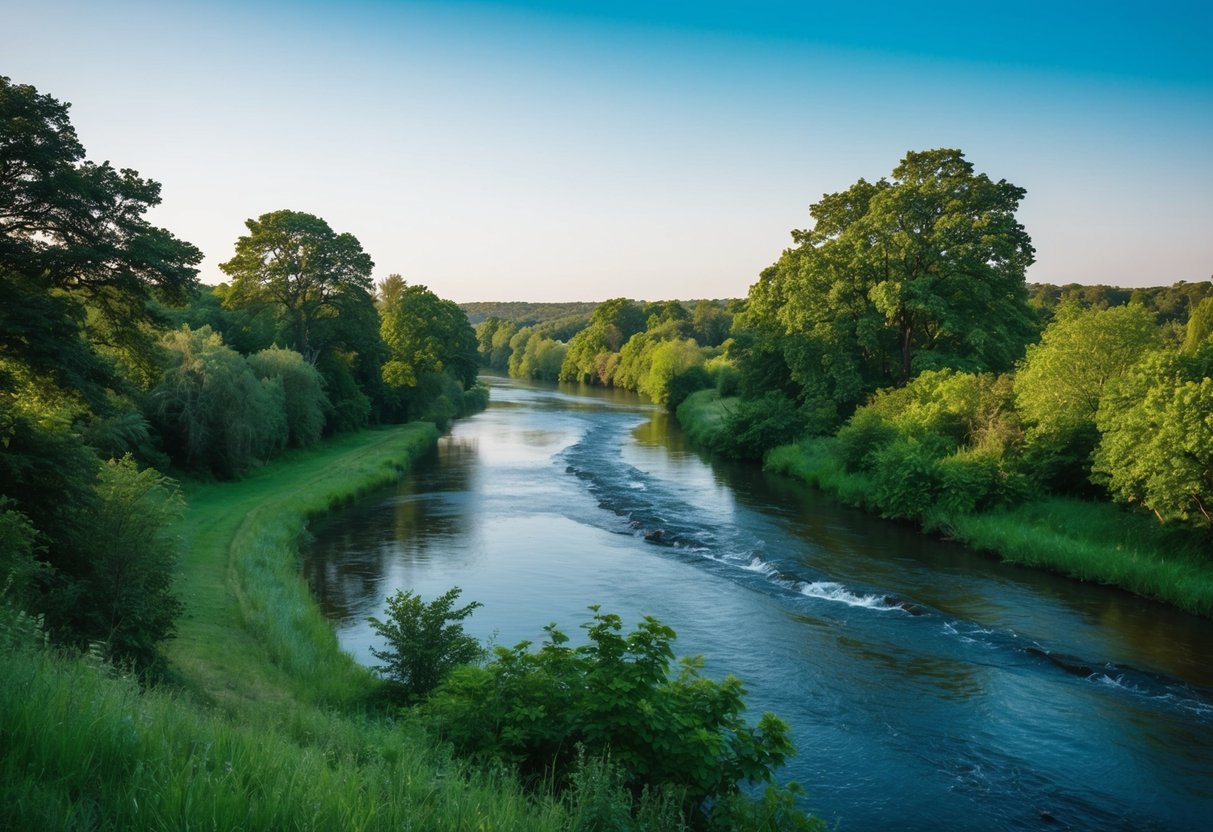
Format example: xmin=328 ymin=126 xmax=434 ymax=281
xmin=1183 ymin=296 xmax=1213 ymax=353
xmin=78 ymin=456 xmax=184 ymax=672
xmin=247 ymin=346 xmax=329 ymax=447
xmin=559 ymin=298 xmax=647 ymax=384
xmin=368 ymin=586 xmax=483 ymax=703
xmin=1013 ymin=303 xmax=1162 ymax=492
xmin=147 ymin=326 xmax=287 ymax=477
xmin=1 ymin=77 xmax=201 ymax=354
xmin=378 ymin=276 xmax=479 ymax=390
xmin=1094 ymin=344 xmax=1213 ymax=529
xmin=219 ymin=210 xmax=374 ymax=362
xmin=1 ymin=76 xmax=197 ymax=667
xmin=749 ymin=149 xmax=1035 ymax=412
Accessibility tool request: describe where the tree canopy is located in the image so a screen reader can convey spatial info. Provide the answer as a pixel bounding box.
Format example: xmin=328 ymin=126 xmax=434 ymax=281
xmin=745 ymin=148 xmax=1036 ymax=417
xmin=378 ymin=275 xmax=479 ymax=391
xmin=219 ymin=209 xmax=374 ymax=362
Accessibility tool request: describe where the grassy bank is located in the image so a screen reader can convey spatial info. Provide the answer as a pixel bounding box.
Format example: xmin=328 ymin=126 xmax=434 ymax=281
xmin=764 ymin=436 xmax=1213 ymax=618
xmin=675 ymin=389 xmax=735 ymax=451
xmin=167 ymin=423 xmax=440 ymax=710
xmin=1 ymin=422 xmax=579 ymax=831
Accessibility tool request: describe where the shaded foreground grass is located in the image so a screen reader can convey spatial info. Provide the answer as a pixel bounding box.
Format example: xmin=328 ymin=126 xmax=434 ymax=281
xmin=763 ymin=435 xmax=1213 ymax=618
xmin=0 ymin=423 xmax=583 ymax=831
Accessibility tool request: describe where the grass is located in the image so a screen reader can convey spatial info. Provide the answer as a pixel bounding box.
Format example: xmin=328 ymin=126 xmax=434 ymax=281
xmin=674 ymin=389 xmax=735 ymax=451
xmin=1 ymin=422 xmax=583 ymax=831
xmin=167 ymin=423 xmax=440 ymax=710
xmin=764 ymin=437 xmax=1213 ymax=618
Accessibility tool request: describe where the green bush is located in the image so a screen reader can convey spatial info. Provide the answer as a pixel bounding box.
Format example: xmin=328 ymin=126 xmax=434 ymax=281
xmin=424 ymin=608 xmax=805 ymax=824
xmin=368 ymin=587 xmax=483 ymax=704
xmin=147 ymin=326 xmax=288 ymax=477
xmin=248 ymin=346 xmax=329 ymax=448
xmin=718 ymin=392 xmax=803 ymax=460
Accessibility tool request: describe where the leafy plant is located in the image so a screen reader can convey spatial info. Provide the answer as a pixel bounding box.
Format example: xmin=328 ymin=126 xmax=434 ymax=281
xmin=368 ymin=586 xmax=483 ymax=703
xmin=424 ymin=607 xmax=805 ymax=825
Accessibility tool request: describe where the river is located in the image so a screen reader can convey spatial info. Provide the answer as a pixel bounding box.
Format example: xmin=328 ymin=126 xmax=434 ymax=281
xmin=303 ymin=376 xmax=1213 ymax=831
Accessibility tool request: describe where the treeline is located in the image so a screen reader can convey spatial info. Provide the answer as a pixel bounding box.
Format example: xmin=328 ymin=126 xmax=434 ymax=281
xmin=459 ymin=300 xmax=599 ymax=326
xmin=0 ymin=76 xmax=481 ymax=674
xmin=475 ymin=297 xmax=735 ymax=406
xmin=672 ymin=149 xmax=1212 ymax=576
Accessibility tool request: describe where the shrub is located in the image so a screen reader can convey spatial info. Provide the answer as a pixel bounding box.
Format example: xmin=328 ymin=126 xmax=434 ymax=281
xmin=147 ymin=326 xmax=288 ymax=477
xmin=248 ymin=346 xmax=329 ymax=447
xmin=718 ymin=392 xmax=804 ymax=460
xmin=424 ymin=608 xmax=804 ymax=823
xmin=368 ymin=587 xmax=483 ymax=704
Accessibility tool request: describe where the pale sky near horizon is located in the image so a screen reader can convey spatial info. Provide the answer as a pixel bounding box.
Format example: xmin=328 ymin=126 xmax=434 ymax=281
xmin=4 ymin=0 xmax=1210 ymax=302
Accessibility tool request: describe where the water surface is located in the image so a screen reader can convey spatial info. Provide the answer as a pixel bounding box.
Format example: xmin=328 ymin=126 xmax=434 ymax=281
xmin=304 ymin=377 xmax=1213 ymax=831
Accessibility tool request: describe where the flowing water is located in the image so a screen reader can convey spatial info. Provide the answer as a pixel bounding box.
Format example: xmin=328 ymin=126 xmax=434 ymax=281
xmin=303 ymin=376 xmax=1213 ymax=831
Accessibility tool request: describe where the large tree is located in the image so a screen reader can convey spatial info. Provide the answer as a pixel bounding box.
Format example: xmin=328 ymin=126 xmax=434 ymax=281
xmin=1 ymin=76 xmax=199 ymax=668
xmin=1094 ymin=343 xmax=1213 ymax=529
xmin=750 ymin=148 xmax=1036 ymax=411
xmin=378 ymin=275 xmax=478 ymax=390
xmin=219 ymin=209 xmax=374 ymax=362
xmin=1 ymin=75 xmax=201 ymax=401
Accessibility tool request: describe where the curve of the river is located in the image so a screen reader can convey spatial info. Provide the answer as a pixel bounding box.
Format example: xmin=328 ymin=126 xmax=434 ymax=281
xmin=304 ymin=376 xmax=1213 ymax=832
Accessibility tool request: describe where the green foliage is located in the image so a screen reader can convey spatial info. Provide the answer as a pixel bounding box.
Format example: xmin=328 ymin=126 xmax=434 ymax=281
xmin=560 ymin=299 xmax=647 ymax=383
xmin=368 ymin=587 xmax=483 ymax=703
xmin=0 ymin=76 xmax=201 ymax=366
xmin=510 ymin=329 xmax=569 ymax=381
xmin=425 ymin=607 xmax=801 ymax=822
xmin=1014 ymin=303 xmax=1163 ymax=493
xmin=0 ymin=638 xmax=578 ymax=832
xmin=248 ymin=346 xmax=329 ymax=447
xmin=1183 ymin=296 xmax=1213 ymax=353
xmin=379 ymin=276 xmax=479 ymax=391
xmin=0 ymin=499 xmax=44 ymax=611
xmin=76 ymin=456 xmax=183 ymax=673
xmin=737 ymin=149 xmax=1035 ymax=421
xmin=1094 ymin=344 xmax=1213 ymax=528
xmin=460 ymin=300 xmax=598 ymax=326
xmin=805 ymin=371 xmax=1028 ymax=524
xmin=717 ymin=392 xmax=804 ymax=461
xmin=147 ymin=325 xmax=288 ymax=477
xmin=219 ymin=209 xmax=374 ymax=362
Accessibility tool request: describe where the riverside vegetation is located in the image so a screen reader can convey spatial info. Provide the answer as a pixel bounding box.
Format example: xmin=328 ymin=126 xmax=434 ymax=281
xmin=472 ymin=151 xmax=1213 ymax=618
xmin=1 ymin=75 xmax=818 ymax=829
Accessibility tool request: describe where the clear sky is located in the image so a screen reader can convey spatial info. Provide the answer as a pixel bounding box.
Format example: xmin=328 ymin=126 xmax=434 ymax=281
xmin=4 ymin=0 xmax=1210 ymax=302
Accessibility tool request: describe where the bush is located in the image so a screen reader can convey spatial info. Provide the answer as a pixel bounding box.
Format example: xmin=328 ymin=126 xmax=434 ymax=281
xmin=75 ymin=455 xmax=183 ymax=674
xmin=147 ymin=326 xmax=288 ymax=477
xmin=718 ymin=392 xmax=804 ymax=460
xmin=248 ymin=346 xmax=329 ymax=448
xmin=424 ymin=608 xmax=803 ymax=823
xmin=368 ymin=587 xmax=483 ymax=704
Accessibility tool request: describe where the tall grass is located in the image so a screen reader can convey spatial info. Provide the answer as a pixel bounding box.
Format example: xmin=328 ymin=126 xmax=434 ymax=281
xmin=0 ymin=640 xmax=570 ymax=831
xmin=949 ymin=500 xmax=1213 ymax=617
xmin=674 ymin=390 xmax=734 ymax=451
xmin=764 ymin=439 xmax=1213 ymax=617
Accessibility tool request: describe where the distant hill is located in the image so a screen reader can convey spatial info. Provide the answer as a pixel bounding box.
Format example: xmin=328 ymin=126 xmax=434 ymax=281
xmin=459 ymin=301 xmax=599 ymax=325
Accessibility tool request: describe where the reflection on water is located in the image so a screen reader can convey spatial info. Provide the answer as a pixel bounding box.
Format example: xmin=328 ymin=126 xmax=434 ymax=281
xmin=304 ymin=376 xmax=1213 ymax=832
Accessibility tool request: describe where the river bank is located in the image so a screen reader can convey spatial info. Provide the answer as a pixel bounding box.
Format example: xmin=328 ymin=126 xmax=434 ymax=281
xmin=677 ymin=389 xmax=1213 ymax=618
xmin=0 ymin=422 xmax=580 ymax=831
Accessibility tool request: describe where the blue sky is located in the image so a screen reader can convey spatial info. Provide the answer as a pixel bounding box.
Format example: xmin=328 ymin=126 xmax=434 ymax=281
xmin=4 ymin=0 xmax=1210 ymax=301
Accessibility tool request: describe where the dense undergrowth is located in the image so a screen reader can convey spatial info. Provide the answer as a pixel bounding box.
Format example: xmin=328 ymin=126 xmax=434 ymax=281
xmin=679 ymin=389 xmax=1213 ymax=618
